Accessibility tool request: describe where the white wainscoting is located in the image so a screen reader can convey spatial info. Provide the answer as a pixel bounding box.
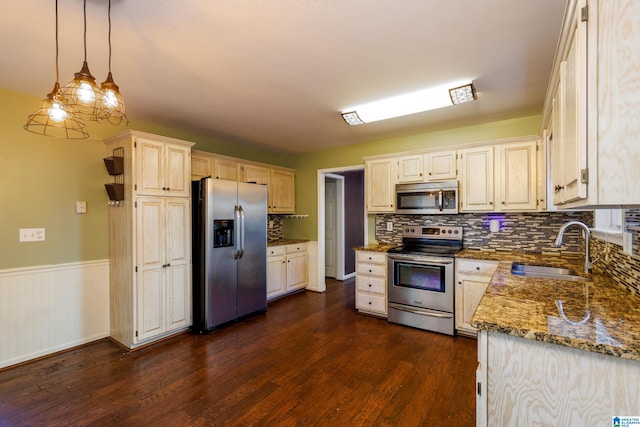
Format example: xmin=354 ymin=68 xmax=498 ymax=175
xmin=0 ymin=260 xmax=110 ymax=369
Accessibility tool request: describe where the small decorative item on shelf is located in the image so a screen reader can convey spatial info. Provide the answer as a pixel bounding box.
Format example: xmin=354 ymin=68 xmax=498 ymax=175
xmin=104 ymin=147 xmax=124 ymax=206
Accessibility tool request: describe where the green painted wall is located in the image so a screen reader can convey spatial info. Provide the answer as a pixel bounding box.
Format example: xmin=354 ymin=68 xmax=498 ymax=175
xmin=0 ymin=87 xmax=293 ymax=269
xmin=283 ymin=114 xmax=542 ymax=242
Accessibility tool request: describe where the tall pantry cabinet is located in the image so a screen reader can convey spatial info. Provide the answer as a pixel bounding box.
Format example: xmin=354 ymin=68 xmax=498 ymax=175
xmin=105 ymin=130 xmax=194 ymax=349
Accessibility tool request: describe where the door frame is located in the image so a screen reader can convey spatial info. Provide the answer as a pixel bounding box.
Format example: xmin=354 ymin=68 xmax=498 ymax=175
xmin=324 ymin=174 xmax=344 ymax=280
xmin=317 ymin=165 xmax=367 ymax=289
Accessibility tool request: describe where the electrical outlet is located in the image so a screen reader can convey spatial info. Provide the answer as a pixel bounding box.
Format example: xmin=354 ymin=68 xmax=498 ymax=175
xmin=268 ymin=220 xmax=274 ymax=229
xmin=19 ymin=228 xmax=45 ymax=242
xmin=386 ymin=222 xmax=393 ymax=232
xmin=76 ymin=201 xmax=87 ymax=214
xmin=623 ymin=232 xmax=633 ymax=255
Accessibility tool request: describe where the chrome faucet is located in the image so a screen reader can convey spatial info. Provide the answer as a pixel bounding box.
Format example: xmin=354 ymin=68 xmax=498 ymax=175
xmin=554 ymin=221 xmax=592 ymax=273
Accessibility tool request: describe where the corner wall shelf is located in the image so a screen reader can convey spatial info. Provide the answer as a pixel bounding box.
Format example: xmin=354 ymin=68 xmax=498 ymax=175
xmin=283 ymin=214 xmax=309 ymax=219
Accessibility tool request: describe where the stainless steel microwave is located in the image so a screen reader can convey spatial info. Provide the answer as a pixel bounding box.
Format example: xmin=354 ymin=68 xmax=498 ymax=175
xmin=395 ymin=181 xmax=459 ymax=214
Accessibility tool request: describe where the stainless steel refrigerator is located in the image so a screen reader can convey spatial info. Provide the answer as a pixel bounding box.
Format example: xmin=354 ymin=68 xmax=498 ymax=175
xmin=191 ymin=177 xmax=267 ymax=332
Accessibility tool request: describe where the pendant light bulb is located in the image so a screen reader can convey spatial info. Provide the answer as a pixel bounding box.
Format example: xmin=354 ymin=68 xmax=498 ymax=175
xmin=48 ymin=100 xmax=68 ymax=122
xmin=60 ymin=0 xmax=105 ymax=121
xmin=99 ymin=0 xmax=128 ymax=126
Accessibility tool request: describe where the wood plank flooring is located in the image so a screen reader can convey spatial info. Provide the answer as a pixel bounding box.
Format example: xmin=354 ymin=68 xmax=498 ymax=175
xmin=0 ymin=278 xmax=477 ymax=426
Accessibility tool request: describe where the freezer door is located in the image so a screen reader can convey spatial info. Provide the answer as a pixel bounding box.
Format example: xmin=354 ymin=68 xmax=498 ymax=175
xmin=237 ymin=182 xmax=267 ymax=317
xmin=204 ymin=179 xmax=239 ymax=328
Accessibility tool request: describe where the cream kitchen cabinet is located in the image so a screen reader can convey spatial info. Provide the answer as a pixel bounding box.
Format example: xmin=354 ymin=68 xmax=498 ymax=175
xmin=104 ymin=130 xmax=194 ymax=349
xmin=396 ymin=155 xmax=424 ymax=183
xmin=460 ymin=139 xmax=537 ymax=212
xmin=544 ymin=0 xmax=640 ymax=208
xmin=365 ymin=158 xmax=396 ymax=213
xmin=267 ymin=243 xmax=308 ymax=300
xmin=355 ymin=251 xmax=387 ymax=317
xmin=269 ymin=169 xmax=295 ymax=214
xmin=460 ymin=146 xmax=494 ymax=211
xmin=241 ymin=163 xmax=270 ymax=185
xmin=476 ymin=330 xmax=640 ymax=426
xmin=191 ymin=152 xmax=296 ymax=214
xmin=136 ymin=137 xmax=191 ymax=198
xmin=455 ymin=258 xmax=498 ymax=336
xmin=213 ymin=157 xmax=240 ymax=181
xmin=425 ymin=150 xmax=457 ymax=181
xmin=396 ymin=150 xmax=458 ymax=184
xmin=191 ymin=152 xmax=211 ymax=180
xmin=136 ymin=197 xmax=191 ymax=341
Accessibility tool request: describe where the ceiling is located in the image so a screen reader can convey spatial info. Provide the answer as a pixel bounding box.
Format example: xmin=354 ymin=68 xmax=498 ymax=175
xmin=0 ymin=0 xmax=567 ymax=154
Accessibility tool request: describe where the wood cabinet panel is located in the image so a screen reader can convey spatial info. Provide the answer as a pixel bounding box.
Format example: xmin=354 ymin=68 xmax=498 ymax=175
xmin=365 ymin=159 xmax=395 ymax=213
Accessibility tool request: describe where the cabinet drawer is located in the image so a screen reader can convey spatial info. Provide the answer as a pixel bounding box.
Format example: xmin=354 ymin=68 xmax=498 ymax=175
xmin=357 ymin=263 xmax=386 ymax=277
xmin=356 ymin=276 xmax=386 ymax=295
xmin=356 ymin=251 xmax=386 ymax=265
xmin=356 ymin=292 xmax=386 ymax=315
xmin=456 ymin=259 xmax=499 ymax=276
xmin=286 ymin=243 xmax=307 ymax=254
xmin=267 ymin=246 xmax=286 ymax=257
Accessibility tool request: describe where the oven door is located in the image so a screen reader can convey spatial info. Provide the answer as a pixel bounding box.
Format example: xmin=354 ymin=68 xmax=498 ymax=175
xmin=387 ymin=254 xmax=454 ymax=313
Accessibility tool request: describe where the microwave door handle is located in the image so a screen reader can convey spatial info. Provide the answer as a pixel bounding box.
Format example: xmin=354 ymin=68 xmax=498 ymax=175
xmin=438 ymin=190 xmax=443 ymax=211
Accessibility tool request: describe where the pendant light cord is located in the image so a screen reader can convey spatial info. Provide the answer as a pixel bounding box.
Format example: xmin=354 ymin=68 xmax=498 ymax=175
xmin=83 ymin=0 xmax=87 ymax=62
xmin=108 ymin=0 xmax=112 ymax=72
xmin=55 ymin=0 xmax=59 ymax=83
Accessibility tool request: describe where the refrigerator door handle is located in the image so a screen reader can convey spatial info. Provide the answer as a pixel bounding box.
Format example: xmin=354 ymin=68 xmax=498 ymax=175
xmin=233 ymin=205 xmax=240 ymax=259
xmin=238 ymin=205 xmax=245 ymax=258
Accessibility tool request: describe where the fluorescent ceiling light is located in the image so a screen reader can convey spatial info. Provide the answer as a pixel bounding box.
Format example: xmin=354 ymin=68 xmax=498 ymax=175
xmin=341 ymin=81 xmax=476 ymax=125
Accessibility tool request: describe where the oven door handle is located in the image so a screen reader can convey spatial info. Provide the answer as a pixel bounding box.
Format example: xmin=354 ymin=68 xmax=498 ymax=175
xmin=388 ymin=255 xmax=453 ymax=265
xmin=388 ymin=303 xmax=453 ymax=318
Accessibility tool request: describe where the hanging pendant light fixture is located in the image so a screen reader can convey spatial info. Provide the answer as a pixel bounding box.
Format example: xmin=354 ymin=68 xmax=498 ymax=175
xmin=60 ymin=0 xmax=105 ymax=122
xmin=99 ymin=0 xmax=128 ymax=125
xmin=24 ymin=0 xmax=88 ymax=139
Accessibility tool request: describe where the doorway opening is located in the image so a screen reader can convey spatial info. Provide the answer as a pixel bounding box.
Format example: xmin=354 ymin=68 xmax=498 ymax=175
xmin=317 ymin=166 xmax=366 ymax=288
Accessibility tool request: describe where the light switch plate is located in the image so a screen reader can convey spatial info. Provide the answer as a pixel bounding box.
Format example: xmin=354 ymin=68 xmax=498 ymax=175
xmin=386 ymin=222 xmax=393 ymax=231
xmin=20 ymin=228 xmax=45 ymax=242
xmin=76 ymin=201 xmax=87 ymax=214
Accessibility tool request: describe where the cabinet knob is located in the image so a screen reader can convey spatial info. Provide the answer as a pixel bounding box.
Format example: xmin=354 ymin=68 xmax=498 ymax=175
xmin=476 ymin=267 xmax=480 ymax=270
xmin=428 ymin=172 xmax=432 ymax=175
xmin=489 ymin=201 xmax=493 ymax=205
xmin=288 ymin=260 xmax=290 ymax=263
xmin=368 ymin=283 xmax=372 ymax=287
xmin=369 ymin=269 xmax=372 ymax=273
xmin=458 ymin=281 xmax=462 ymax=285
xmin=501 ymin=201 xmax=505 ymax=205
xmin=368 ymin=301 xmax=372 ymax=305
xmin=419 ymin=173 xmax=423 ymax=176
xmin=368 ymin=256 xmax=372 ymax=260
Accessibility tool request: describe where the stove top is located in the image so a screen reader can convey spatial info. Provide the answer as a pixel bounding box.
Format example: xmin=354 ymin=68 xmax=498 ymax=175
xmin=389 ymin=225 xmax=463 ymax=257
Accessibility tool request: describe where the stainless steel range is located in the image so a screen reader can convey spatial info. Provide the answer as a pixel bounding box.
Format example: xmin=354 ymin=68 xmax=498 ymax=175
xmin=387 ymin=225 xmax=463 ymax=335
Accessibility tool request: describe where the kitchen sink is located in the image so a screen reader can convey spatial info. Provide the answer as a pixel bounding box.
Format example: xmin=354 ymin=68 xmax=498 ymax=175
xmin=510 ymin=262 xmax=591 ymax=282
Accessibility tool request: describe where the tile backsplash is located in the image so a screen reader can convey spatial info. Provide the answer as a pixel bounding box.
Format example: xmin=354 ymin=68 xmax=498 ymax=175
xmin=376 ymin=209 xmax=640 ymax=296
xmin=375 ymin=211 xmax=593 ymax=254
xmin=267 ymin=215 xmax=284 ymax=241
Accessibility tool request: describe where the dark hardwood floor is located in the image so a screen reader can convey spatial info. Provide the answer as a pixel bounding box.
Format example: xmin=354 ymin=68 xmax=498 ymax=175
xmin=0 ymin=278 xmax=477 ymax=426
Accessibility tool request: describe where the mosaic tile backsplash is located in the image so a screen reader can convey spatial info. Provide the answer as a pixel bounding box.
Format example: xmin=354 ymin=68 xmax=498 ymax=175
xmin=267 ymin=215 xmax=284 ymax=241
xmin=375 ymin=211 xmax=593 ymax=254
xmin=375 ymin=209 xmax=640 ymax=296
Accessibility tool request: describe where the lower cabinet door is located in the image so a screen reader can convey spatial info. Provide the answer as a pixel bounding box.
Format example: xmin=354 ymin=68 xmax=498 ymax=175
xmin=267 ymin=255 xmax=286 ymax=299
xmin=137 ymin=268 xmax=166 ymax=342
xmin=286 ymin=252 xmax=308 ymax=291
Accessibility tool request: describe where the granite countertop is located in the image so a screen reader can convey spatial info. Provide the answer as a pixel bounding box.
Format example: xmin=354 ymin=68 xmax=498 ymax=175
xmin=353 ymin=243 xmax=400 ymax=252
xmin=461 ymin=249 xmax=640 ymax=361
xmin=267 ymin=238 xmax=309 ymax=247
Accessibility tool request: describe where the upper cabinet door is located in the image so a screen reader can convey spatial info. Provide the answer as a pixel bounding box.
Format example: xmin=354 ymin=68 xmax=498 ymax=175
xmin=460 ymin=147 xmax=494 ymax=212
xmin=396 ymin=155 xmax=424 ymax=183
xmin=270 ymin=169 xmax=295 ymax=213
xmin=242 ymin=164 xmax=270 ymax=185
xmin=214 ymin=158 xmax=240 ymax=181
xmin=497 ymin=141 xmax=537 ymax=211
xmin=136 ymin=138 xmax=190 ymax=197
xmin=137 ymin=139 xmax=165 ymax=196
xmin=165 ymin=145 xmax=190 ymax=197
xmin=365 ymin=158 xmax=396 ymax=213
xmin=425 ymin=150 xmax=457 ymax=181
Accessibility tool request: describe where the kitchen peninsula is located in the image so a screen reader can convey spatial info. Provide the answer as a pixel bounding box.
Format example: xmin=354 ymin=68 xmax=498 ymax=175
xmin=468 ymin=251 xmax=640 ymax=425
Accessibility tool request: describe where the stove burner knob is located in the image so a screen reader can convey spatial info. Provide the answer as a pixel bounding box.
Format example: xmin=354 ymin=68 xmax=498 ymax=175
xmin=454 ymin=230 xmax=459 ymax=234
xmin=448 ymin=230 xmax=452 ymax=234
xmin=410 ymin=228 xmax=415 ymax=233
